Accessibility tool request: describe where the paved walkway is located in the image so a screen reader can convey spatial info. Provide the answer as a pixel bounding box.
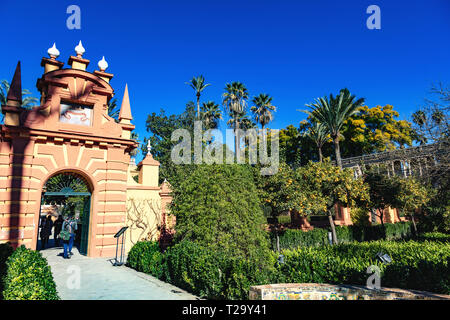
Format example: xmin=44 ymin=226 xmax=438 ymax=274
xmin=40 ymin=245 xmax=198 ymax=300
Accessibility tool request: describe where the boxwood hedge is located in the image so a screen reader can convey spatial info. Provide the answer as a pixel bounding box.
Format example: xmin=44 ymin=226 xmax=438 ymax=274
xmin=271 ymin=222 xmax=414 ymax=250
xmin=276 ymin=240 xmax=450 ymax=294
xmin=2 ymin=245 xmax=59 ymax=300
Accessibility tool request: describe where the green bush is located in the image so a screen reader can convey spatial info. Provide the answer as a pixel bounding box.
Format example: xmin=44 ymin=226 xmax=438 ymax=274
xmin=161 ymin=241 xmax=275 ymax=300
xmin=417 ymin=232 xmax=450 ymax=243
xmin=271 ymin=222 xmax=414 ymax=250
xmin=170 ymin=164 xmax=271 ymax=266
xmin=0 ymin=243 xmax=14 ymax=300
xmin=2 ymin=245 xmax=59 ymax=300
xmin=126 ymin=241 xmax=163 ymax=279
xmin=275 ymin=240 xmax=450 ymax=294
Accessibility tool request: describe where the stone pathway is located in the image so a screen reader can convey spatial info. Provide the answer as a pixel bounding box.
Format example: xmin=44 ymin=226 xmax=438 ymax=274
xmin=40 ymin=246 xmax=198 ymax=300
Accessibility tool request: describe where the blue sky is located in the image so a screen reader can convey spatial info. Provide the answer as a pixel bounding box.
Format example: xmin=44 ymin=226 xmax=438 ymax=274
xmin=1 ymin=0 xmax=449 ymax=160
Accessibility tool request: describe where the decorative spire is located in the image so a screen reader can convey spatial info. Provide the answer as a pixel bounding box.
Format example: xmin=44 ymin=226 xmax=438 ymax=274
xmin=147 ymin=139 xmax=152 ymax=153
xmin=98 ymin=56 xmax=108 ymax=71
xmin=75 ymin=40 xmax=85 ymax=57
xmin=118 ymin=84 xmax=133 ymax=121
xmin=7 ymin=61 xmax=22 ymax=104
xmin=47 ymin=43 xmax=60 ymax=59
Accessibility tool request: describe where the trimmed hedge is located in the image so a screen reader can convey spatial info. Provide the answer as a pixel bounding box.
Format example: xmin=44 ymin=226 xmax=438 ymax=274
xmin=271 ymin=222 xmax=414 ymax=250
xmin=126 ymin=241 xmax=163 ymax=279
xmin=0 ymin=243 xmax=14 ymax=299
xmin=275 ymin=240 xmax=450 ymax=294
xmin=2 ymin=245 xmax=59 ymax=300
xmin=162 ymin=241 xmax=275 ymax=300
xmin=417 ymin=232 xmax=450 ymax=243
xmin=127 ymin=232 xmax=449 ymax=299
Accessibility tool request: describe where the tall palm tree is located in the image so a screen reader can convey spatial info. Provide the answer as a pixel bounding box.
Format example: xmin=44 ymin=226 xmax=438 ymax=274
xmin=186 ymin=75 xmax=211 ymax=120
xmin=250 ymin=93 xmax=276 ymax=130
xmin=222 ymin=82 xmax=249 ymax=159
xmin=201 ymin=101 xmax=222 ymax=129
xmin=304 ymin=122 xmax=329 ymax=162
xmin=303 ymin=88 xmax=365 ymax=168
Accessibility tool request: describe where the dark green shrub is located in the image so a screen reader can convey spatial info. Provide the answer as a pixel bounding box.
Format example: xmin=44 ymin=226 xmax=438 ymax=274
xmin=417 ymin=232 xmax=450 ymax=243
xmin=275 ymin=240 xmax=450 ymax=294
xmin=170 ymin=164 xmax=272 ymax=266
xmin=0 ymin=243 xmax=14 ymax=300
xmin=271 ymin=222 xmax=414 ymax=250
xmin=162 ymin=241 xmax=274 ymax=300
xmin=3 ymin=245 xmax=59 ymax=300
xmin=126 ymin=241 xmax=163 ymax=278
xmin=162 ymin=241 xmax=225 ymax=299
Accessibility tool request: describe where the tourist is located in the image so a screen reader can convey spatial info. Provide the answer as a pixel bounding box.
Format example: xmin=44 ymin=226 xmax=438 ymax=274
xmin=53 ymin=215 xmax=64 ymax=247
xmin=40 ymin=214 xmax=53 ymax=250
xmin=61 ymin=214 xmax=78 ymax=259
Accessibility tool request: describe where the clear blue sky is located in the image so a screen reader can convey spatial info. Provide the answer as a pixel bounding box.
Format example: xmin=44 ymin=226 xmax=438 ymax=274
xmin=1 ymin=0 xmax=449 ymax=160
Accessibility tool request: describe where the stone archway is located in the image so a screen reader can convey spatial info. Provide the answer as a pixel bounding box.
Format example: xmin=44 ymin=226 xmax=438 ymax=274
xmin=38 ymin=171 xmax=93 ymax=255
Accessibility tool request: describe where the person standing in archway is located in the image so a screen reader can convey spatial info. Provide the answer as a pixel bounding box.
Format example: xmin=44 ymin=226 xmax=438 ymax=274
xmin=53 ymin=215 xmax=63 ymax=247
xmin=61 ymin=213 xmax=78 ymax=259
xmin=40 ymin=214 xmax=53 ymax=249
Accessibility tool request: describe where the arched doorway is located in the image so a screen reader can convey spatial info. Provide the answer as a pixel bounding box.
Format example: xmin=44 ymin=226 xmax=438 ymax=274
xmin=38 ymin=172 xmax=92 ymax=255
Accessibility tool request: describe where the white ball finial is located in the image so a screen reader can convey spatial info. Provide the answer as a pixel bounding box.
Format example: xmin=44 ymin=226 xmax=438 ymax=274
xmin=47 ymin=43 xmax=60 ymax=59
xmin=98 ymin=56 xmax=108 ymax=71
xmin=75 ymin=40 xmax=85 ymax=57
xmin=147 ymin=140 xmax=152 ymax=152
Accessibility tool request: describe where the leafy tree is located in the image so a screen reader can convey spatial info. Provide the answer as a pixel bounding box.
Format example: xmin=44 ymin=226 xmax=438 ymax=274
xmin=279 ymin=124 xmax=302 ymax=167
xmin=303 ymin=88 xmax=365 ymax=167
xmin=250 ymin=93 xmax=276 ymax=130
xmin=169 ymin=164 xmax=271 ymax=265
xmin=362 ymin=168 xmax=399 ymax=229
xmin=144 ymin=102 xmax=197 ymax=182
xmin=0 ymin=79 xmax=38 ymax=123
xmin=201 ymin=101 xmax=222 ymax=130
xmin=340 ymin=105 xmax=416 ymax=157
xmin=394 ymin=177 xmax=430 ymax=234
xmin=258 ymin=163 xmax=302 ymax=217
xmin=295 ymin=161 xmax=369 ymax=244
xmin=186 ymin=75 xmax=211 ymax=120
xmin=222 ymin=82 xmax=249 ymax=160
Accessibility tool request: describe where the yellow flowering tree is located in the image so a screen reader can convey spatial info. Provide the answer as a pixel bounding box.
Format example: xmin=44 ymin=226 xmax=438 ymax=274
xmin=340 ymin=105 xmax=416 ymax=157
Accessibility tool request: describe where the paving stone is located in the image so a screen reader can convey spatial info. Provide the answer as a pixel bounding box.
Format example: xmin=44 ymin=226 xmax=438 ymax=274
xmin=40 ymin=246 xmax=198 ymax=300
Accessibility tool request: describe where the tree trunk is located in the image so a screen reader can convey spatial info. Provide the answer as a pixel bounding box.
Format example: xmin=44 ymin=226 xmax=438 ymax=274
xmin=411 ymin=214 xmax=418 ymax=235
xmin=235 ymin=117 xmax=240 ymax=161
xmin=327 ymin=210 xmax=338 ymax=245
xmin=196 ymin=94 xmax=201 ymax=120
xmin=333 ymin=135 xmax=342 ymax=168
xmin=318 ymin=146 xmax=323 ymax=162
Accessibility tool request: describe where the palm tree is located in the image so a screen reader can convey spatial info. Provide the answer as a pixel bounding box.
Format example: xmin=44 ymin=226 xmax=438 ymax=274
xmin=107 ymin=98 xmax=120 ymax=121
xmin=303 ymin=88 xmax=365 ymax=168
xmin=201 ymin=101 xmax=222 ymax=129
xmin=222 ymin=82 xmax=249 ymax=160
xmin=186 ymin=75 xmax=211 ymax=120
xmin=304 ymin=122 xmax=329 ymax=162
xmin=250 ymin=93 xmax=276 ymax=130
xmin=0 ymin=80 xmax=38 ymax=122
